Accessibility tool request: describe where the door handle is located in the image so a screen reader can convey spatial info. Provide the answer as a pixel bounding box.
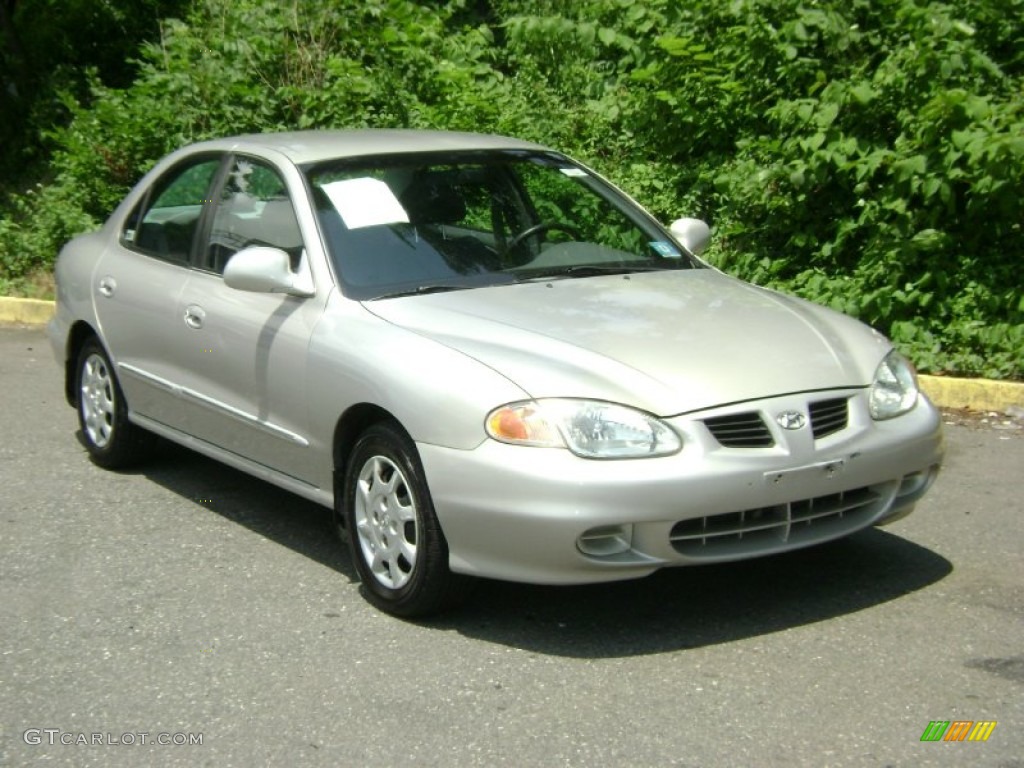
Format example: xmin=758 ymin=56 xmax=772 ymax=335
xmin=98 ymin=276 xmax=116 ymax=297
xmin=184 ymin=304 xmax=206 ymax=329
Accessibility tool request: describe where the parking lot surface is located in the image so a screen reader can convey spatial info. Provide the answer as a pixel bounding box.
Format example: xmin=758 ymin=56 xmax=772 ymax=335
xmin=2 ymin=326 xmax=1022 ymax=766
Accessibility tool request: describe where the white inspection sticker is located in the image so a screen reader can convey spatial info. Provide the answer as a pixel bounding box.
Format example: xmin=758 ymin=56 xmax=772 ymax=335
xmin=320 ymin=178 xmax=410 ymax=229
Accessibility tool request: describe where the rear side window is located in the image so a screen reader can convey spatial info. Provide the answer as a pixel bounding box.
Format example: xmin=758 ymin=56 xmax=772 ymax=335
xmin=122 ymin=157 xmax=221 ymax=264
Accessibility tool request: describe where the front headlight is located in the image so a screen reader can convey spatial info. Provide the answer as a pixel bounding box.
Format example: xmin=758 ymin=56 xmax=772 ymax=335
xmin=486 ymin=399 xmax=682 ymax=458
xmin=869 ymin=349 xmax=919 ymax=420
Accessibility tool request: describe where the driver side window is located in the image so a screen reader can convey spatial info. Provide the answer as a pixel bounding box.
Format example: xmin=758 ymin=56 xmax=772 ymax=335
xmin=204 ymin=157 xmax=303 ymax=274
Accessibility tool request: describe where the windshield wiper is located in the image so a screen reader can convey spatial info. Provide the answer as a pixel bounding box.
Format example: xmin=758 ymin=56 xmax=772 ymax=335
xmin=515 ymin=264 xmax=664 ymax=282
xmin=369 ymin=284 xmax=469 ymax=300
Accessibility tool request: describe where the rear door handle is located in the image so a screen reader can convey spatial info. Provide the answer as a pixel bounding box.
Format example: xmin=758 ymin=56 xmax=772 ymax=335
xmin=98 ymin=276 xmax=116 ymax=297
xmin=184 ymin=304 xmax=206 ymax=329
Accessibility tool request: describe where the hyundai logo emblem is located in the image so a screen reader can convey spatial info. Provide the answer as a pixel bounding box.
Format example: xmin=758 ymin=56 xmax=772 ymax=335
xmin=776 ymin=410 xmax=806 ymax=430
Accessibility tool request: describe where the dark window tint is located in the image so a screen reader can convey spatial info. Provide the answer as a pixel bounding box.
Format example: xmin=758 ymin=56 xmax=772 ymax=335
xmin=305 ymin=151 xmax=696 ymax=300
xmin=123 ymin=158 xmax=220 ymax=263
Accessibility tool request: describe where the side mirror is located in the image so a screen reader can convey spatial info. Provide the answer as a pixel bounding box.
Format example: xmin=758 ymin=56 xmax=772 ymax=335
xmin=223 ymin=247 xmax=314 ymax=297
xmin=669 ymin=218 xmax=711 ymax=256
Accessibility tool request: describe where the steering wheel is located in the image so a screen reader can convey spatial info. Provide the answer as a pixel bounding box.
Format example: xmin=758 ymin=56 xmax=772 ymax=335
xmin=504 ymin=221 xmax=581 ymax=254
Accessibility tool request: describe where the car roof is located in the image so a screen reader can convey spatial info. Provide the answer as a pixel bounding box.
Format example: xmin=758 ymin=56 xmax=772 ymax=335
xmin=187 ymin=129 xmax=549 ymax=165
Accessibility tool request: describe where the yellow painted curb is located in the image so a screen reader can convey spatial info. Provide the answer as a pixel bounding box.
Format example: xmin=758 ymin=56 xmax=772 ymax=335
xmin=0 ymin=296 xmax=54 ymax=325
xmin=919 ymin=374 xmax=1024 ymax=413
xmin=2 ymin=296 xmax=1021 ymax=412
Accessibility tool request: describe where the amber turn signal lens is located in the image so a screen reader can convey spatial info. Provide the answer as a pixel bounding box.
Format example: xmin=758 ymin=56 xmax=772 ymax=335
xmin=485 ymin=404 xmax=563 ymax=447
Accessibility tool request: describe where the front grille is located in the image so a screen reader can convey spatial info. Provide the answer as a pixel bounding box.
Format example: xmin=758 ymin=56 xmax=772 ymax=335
xmin=703 ymin=412 xmax=774 ymax=448
xmin=669 ymin=486 xmax=882 ymax=557
xmin=810 ymin=397 xmax=849 ymax=439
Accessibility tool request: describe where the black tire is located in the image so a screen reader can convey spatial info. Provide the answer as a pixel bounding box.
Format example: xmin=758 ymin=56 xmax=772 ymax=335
xmin=75 ymin=338 xmax=153 ymax=469
xmin=341 ymin=422 xmax=471 ymax=617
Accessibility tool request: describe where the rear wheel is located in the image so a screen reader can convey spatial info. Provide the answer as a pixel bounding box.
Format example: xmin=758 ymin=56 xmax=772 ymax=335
xmin=342 ymin=422 xmax=470 ymax=617
xmin=75 ymin=338 xmax=152 ymax=468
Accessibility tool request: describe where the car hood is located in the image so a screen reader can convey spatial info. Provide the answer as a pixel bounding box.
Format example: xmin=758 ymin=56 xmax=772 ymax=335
xmin=363 ymin=270 xmax=890 ymax=415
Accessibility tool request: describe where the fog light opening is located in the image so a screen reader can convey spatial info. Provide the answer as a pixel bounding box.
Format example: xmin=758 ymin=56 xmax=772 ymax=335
xmin=577 ymin=524 xmax=634 ymax=557
xmin=897 ymin=471 xmax=925 ymax=496
xmin=896 ymin=465 xmax=939 ymax=501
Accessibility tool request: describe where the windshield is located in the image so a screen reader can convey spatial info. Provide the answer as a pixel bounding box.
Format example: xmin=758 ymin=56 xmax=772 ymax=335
xmin=305 ymin=150 xmax=700 ymax=300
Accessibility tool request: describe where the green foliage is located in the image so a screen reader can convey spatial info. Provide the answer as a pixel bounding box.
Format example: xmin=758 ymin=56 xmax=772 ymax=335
xmin=0 ymin=182 xmax=98 ymax=292
xmin=0 ymin=0 xmax=189 ymax=185
xmin=0 ymin=0 xmax=1020 ymax=378
xmin=628 ymin=0 xmax=1023 ymax=378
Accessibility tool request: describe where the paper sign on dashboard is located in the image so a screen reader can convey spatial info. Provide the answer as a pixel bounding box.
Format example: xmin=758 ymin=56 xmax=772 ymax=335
xmin=321 ymin=178 xmax=410 ymax=229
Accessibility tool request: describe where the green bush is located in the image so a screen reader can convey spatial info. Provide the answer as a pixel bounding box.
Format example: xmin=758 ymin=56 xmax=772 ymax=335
xmin=1 ymin=0 xmax=1020 ymax=378
xmin=626 ymin=0 xmax=1023 ymax=378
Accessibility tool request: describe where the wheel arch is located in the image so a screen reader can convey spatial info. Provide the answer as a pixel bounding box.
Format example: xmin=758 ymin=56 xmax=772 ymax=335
xmin=331 ymin=403 xmax=412 ymax=526
xmin=332 ymin=402 xmax=407 ymax=474
xmin=64 ymin=321 xmax=101 ymax=407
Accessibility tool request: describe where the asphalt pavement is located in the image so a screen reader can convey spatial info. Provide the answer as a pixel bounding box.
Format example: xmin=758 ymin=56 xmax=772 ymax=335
xmin=1 ymin=325 xmax=1022 ymax=767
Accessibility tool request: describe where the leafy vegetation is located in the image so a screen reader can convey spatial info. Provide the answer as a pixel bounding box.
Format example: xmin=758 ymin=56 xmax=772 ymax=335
xmin=1 ymin=0 xmax=1020 ymax=377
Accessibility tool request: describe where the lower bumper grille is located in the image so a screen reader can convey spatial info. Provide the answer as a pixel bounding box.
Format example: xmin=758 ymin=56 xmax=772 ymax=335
xmin=669 ymin=486 xmax=884 ymax=557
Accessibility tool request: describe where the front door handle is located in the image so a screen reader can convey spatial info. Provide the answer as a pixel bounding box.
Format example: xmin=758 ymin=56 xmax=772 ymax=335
xmin=184 ymin=304 xmax=206 ymax=330
xmin=98 ymin=276 xmax=116 ymax=298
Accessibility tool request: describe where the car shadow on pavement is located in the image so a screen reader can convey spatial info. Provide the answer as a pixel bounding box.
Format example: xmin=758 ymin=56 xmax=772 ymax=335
xmin=119 ymin=436 xmax=952 ymax=659
xmin=439 ymin=531 xmax=952 ymax=657
xmin=116 ymin=437 xmax=358 ymax=583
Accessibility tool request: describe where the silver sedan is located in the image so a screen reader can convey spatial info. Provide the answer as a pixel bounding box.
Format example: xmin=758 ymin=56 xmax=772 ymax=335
xmin=49 ymin=130 xmax=944 ymax=616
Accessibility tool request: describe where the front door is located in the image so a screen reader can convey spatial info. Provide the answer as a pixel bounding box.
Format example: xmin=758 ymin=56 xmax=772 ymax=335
xmin=170 ymin=155 xmax=321 ymax=484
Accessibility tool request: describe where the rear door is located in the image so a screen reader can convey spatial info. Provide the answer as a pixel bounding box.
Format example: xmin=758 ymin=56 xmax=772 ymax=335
xmin=93 ymin=154 xmax=223 ymax=431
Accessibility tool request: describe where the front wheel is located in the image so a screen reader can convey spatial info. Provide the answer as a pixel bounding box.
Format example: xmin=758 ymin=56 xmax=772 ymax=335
xmin=75 ymin=338 xmax=152 ymax=468
xmin=342 ymin=422 xmax=470 ymax=617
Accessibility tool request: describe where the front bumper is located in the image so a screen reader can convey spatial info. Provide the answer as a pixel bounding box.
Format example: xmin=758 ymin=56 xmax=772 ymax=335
xmin=419 ymin=388 xmax=944 ymax=584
